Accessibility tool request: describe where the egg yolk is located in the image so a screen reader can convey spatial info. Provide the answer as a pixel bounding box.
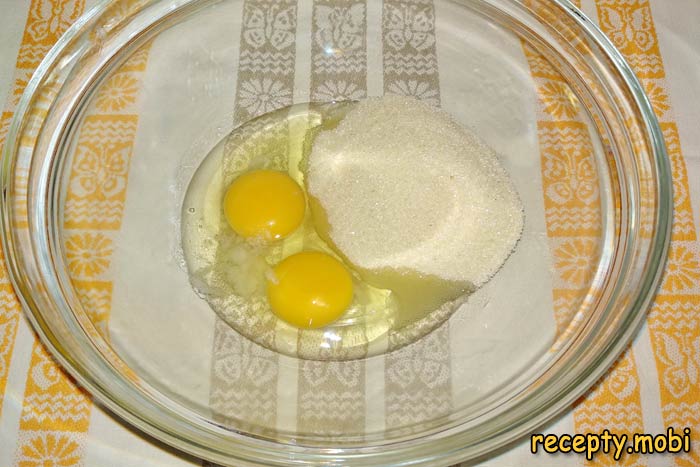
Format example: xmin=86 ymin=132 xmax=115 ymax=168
xmin=267 ymin=251 xmax=353 ymax=329
xmin=223 ymin=169 xmax=305 ymax=241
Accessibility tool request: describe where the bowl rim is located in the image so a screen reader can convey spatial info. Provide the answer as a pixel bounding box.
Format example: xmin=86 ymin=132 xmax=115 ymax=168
xmin=0 ymin=0 xmax=672 ymax=465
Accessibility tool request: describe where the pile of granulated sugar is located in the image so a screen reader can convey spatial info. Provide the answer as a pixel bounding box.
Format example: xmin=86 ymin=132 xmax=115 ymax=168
xmin=307 ymin=95 xmax=524 ymax=287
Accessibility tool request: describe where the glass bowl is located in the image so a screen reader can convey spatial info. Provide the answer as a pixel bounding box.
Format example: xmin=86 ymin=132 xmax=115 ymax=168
xmin=0 ymin=0 xmax=671 ymax=465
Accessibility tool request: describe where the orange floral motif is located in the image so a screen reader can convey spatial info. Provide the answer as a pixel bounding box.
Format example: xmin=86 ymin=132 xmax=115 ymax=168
xmin=10 ymin=71 xmax=32 ymax=108
xmin=643 ymin=80 xmax=670 ymax=116
xmin=70 ymin=140 xmax=130 ymax=200
xmin=671 ymin=182 xmax=690 ymax=232
xmin=654 ymin=331 xmax=700 ymax=399
xmin=554 ymin=238 xmax=599 ymax=287
xmin=603 ymin=353 xmax=638 ymax=400
xmin=598 ymin=0 xmax=656 ymax=54
xmin=542 ymin=139 xmax=599 ymax=206
xmin=73 ymin=281 xmax=112 ymax=334
xmin=94 ymin=72 xmax=139 ymax=112
xmin=662 ymin=245 xmax=700 ymax=293
xmin=18 ymin=433 xmax=80 ymax=467
xmin=0 ymin=321 xmax=11 ymax=381
xmin=1 ymin=111 xmax=11 ymax=142
xmin=664 ymin=124 xmax=691 ymax=223
xmin=65 ymin=233 xmax=113 ymax=278
xmin=36 ymin=80 xmax=62 ymax=108
xmin=538 ymin=81 xmax=580 ymax=120
xmin=522 ymin=44 xmax=560 ymax=80
xmin=29 ymin=345 xmax=61 ymax=391
xmin=574 ymin=350 xmax=644 ymax=467
xmin=8 ymin=1 xmax=155 ymax=466
xmin=26 ymin=0 xmax=85 ymax=43
xmin=584 ymin=351 xmax=639 ymax=403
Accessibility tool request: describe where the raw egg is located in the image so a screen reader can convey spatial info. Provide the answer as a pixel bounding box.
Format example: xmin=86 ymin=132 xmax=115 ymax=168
xmin=223 ymin=169 xmax=305 ymax=241
xmin=267 ymin=251 xmax=353 ymax=329
xmin=183 ymin=100 xmax=516 ymax=361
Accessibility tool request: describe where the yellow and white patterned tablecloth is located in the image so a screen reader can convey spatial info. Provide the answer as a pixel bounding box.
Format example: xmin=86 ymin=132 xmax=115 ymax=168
xmin=0 ymin=0 xmax=699 ymax=466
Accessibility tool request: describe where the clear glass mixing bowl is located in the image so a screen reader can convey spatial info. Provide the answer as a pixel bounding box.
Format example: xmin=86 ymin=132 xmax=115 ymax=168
xmin=0 ymin=0 xmax=671 ymax=465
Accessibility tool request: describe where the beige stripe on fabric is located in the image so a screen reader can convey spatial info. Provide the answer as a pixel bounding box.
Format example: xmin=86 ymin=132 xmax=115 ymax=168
xmin=310 ymin=0 xmax=368 ymax=102
xmin=208 ymin=0 xmax=299 ymax=432
xmin=383 ymin=0 xmax=439 ymax=105
xmin=296 ymin=0 xmax=368 ymax=436
xmin=380 ymin=0 xmax=452 ymax=432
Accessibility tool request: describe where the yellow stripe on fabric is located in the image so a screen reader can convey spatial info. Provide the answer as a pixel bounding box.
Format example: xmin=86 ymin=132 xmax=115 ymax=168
xmin=16 ymin=0 xmax=86 ymax=70
xmin=592 ymin=2 xmax=700 ymax=465
xmin=3 ymin=0 xmax=87 ymax=463
xmin=576 ymin=350 xmax=646 ymax=467
xmin=0 ymin=0 xmax=86 ymax=422
xmin=521 ymin=1 xmax=646 ymax=464
xmin=0 ymin=282 xmax=20 ymax=417
xmin=13 ymin=3 xmax=151 ymax=464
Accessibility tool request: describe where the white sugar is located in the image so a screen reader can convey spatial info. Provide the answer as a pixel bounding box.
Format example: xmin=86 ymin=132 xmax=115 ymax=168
xmin=307 ymin=95 xmax=523 ymax=287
